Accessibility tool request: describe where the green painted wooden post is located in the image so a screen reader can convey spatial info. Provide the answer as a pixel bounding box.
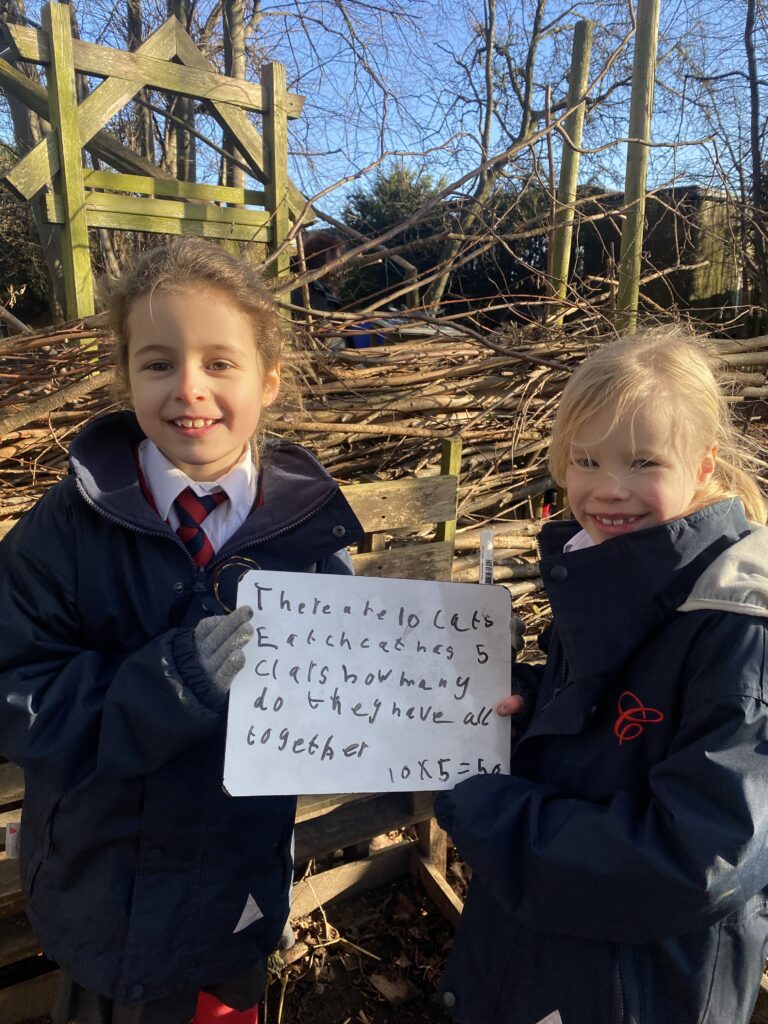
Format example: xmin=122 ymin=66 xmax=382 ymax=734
xmin=435 ymin=436 xmax=462 ymax=552
xmin=616 ymin=0 xmax=661 ymax=332
xmin=261 ymin=61 xmax=290 ymax=279
xmin=547 ymin=20 xmax=594 ymax=327
xmin=43 ymin=2 xmax=94 ymax=319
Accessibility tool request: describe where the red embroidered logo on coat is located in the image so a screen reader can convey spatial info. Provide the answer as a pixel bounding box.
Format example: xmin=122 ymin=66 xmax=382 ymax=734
xmin=613 ymin=691 xmax=664 ymax=745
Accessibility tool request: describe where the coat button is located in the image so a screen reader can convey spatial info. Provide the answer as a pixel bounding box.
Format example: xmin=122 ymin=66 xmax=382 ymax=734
xmin=147 ymin=847 xmax=162 ymax=862
xmin=550 ymin=565 xmax=568 ymax=582
xmin=130 ymin=985 xmax=144 ymax=1000
xmin=442 ymin=991 xmax=457 ymax=1009
xmin=332 ymin=525 xmax=346 ymax=538
xmin=173 ymin=582 xmax=185 ymax=593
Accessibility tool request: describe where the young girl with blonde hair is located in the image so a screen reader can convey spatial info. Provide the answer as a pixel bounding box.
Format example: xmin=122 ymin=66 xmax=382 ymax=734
xmin=0 ymin=238 xmax=363 ymax=1024
xmin=436 ymin=328 xmax=768 ymax=1024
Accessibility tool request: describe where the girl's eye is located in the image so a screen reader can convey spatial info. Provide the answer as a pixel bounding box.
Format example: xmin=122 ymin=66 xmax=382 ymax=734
xmin=209 ymin=359 xmax=235 ymax=372
xmin=573 ymin=456 xmax=596 ymax=469
xmin=145 ymin=360 xmax=172 ymax=372
xmin=631 ymin=458 xmax=657 ymax=470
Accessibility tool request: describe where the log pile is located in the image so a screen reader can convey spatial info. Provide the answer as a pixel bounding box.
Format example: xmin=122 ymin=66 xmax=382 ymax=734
xmin=1 ymin=316 xmax=767 ymax=631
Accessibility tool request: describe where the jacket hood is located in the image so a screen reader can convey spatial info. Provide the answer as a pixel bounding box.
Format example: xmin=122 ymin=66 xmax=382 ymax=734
xmin=677 ymin=523 xmax=768 ymax=617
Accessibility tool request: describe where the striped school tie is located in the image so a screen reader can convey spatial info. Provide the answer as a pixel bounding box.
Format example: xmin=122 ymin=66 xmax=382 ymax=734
xmin=172 ymin=487 xmax=228 ymax=568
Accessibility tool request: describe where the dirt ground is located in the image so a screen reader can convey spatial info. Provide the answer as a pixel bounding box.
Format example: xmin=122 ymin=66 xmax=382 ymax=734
xmin=264 ymin=874 xmax=455 ymax=1024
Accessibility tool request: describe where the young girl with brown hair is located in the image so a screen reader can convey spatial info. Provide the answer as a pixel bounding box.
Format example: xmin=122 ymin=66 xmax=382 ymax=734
xmin=0 ymin=238 xmax=363 ymax=1024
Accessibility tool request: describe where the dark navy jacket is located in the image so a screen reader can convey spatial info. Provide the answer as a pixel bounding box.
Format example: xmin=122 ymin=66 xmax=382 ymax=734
xmin=436 ymin=501 xmax=768 ymax=1024
xmin=0 ymin=411 xmax=364 ymax=1002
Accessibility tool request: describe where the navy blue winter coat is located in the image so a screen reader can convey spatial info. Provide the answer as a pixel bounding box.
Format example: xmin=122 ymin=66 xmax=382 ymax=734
xmin=0 ymin=411 xmax=363 ymax=1003
xmin=435 ymin=500 xmax=768 ymax=1024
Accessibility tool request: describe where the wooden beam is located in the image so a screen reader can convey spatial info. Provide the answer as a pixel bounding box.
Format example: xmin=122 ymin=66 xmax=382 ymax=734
xmin=435 ymin=436 xmax=462 ymax=555
xmin=46 ymin=190 xmax=270 ymax=229
xmin=6 ymin=21 xmax=304 ymax=117
xmin=412 ymin=851 xmax=463 ymax=928
xmin=82 ymin=168 xmax=265 ymax=206
xmin=350 ymin=541 xmax=454 ymax=581
xmin=173 ymin=24 xmax=310 ymax=222
xmin=261 ymin=61 xmax=290 ymax=279
xmin=78 ymin=208 xmax=269 ymax=243
xmin=291 ymin=843 xmax=411 ymax=919
xmin=4 ymin=19 xmax=177 ymax=201
xmin=294 ymin=790 xmax=433 ymax=863
xmin=42 ymin=1 xmax=93 ymax=319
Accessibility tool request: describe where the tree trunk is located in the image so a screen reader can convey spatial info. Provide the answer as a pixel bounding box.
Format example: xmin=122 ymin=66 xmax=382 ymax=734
xmin=127 ymin=0 xmax=154 ymax=159
xmin=222 ymin=0 xmax=246 ymax=192
xmin=745 ymin=0 xmax=768 ymax=326
xmin=168 ymin=0 xmax=196 ymax=181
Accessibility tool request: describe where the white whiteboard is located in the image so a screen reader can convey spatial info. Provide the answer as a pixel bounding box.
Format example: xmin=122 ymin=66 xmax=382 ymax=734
xmin=223 ymin=572 xmax=513 ymax=795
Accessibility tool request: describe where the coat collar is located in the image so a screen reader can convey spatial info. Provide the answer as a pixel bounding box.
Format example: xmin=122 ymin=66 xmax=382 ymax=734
xmin=538 ymin=500 xmax=753 ymax=683
xmin=69 ymin=411 xmax=363 ymax=558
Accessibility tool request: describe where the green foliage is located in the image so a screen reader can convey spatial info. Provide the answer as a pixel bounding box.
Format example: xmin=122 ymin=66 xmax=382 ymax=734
xmin=340 ymin=165 xmax=449 ymax=305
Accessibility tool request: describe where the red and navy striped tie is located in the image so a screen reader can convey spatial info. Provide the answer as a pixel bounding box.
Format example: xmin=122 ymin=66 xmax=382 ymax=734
xmin=172 ymin=487 xmax=228 ymax=568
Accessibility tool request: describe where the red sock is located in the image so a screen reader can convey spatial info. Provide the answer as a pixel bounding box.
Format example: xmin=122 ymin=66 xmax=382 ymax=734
xmin=192 ymin=991 xmax=259 ymax=1023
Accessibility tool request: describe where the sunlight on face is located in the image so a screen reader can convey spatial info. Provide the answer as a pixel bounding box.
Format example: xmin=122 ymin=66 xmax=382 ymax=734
xmin=564 ymin=402 xmax=717 ymax=544
xmin=126 ymin=287 xmax=280 ymax=481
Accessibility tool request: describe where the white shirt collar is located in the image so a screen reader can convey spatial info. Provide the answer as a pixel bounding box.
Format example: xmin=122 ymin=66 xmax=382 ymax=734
xmin=137 ymin=439 xmax=256 ymax=521
xmin=563 ymin=528 xmax=595 ymax=553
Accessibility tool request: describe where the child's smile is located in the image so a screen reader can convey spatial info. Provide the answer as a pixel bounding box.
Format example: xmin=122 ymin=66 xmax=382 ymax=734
xmin=565 ymin=403 xmax=717 ymax=544
xmin=126 ymin=287 xmax=280 ymax=481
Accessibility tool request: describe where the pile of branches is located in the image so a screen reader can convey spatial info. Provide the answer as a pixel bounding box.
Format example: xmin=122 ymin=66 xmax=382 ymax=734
xmin=1 ymin=315 xmax=767 ymax=627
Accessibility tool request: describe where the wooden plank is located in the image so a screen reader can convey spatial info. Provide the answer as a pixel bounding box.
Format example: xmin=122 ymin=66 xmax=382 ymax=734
xmin=435 ymin=437 xmax=462 ymax=555
xmin=261 ymin=61 xmax=290 ymax=279
xmin=0 ymin=54 xmax=181 ymax=190
xmin=340 ymin=476 xmax=459 ymax=533
xmin=4 ymin=19 xmax=176 ymax=201
xmin=416 ymin=817 xmax=448 ymax=876
xmin=412 ymin=851 xmax=463 ymax=928
xmin=0 ymin=858 xmax=24 ymax=916
xmin=46 ymin=191 xmax=270 ymax=228
xmin=0 ymin=967 xmax=60 ymax=1023
xmin=350 ymin=542 xmax=454 ymax=582
xmin=0 ymin=523 xmax=13 ymax=540
xmin=294 ymin=791 xmax=434 ymax=864
xmin=45 ymin=199 xmax=270 ymax=243
xmin=173 ymin=25 xmax=310 ymax=222
xmin=43 ymin=1 xmax=94 ymax=319
xmin=0 ymin=764 xmax=24 ymax=809
xmin=7 ymin=22 xmax=304 ymax=118
xmin=0 ymin=913 xmax=39 ymax=968
xmin=82 ymin=168 xmax=265 ymax=206
xmin=291 ymin=843 xmax=411 ymax=919
xmin=296 ymin=792 xmax=371 ymax=823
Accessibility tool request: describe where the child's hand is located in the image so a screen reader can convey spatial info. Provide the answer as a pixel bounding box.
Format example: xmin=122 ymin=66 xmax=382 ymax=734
xmin=497 ymin=694 xmax=525 ymax=717
xmin=193 ymin=606 xmax=254 ymax=698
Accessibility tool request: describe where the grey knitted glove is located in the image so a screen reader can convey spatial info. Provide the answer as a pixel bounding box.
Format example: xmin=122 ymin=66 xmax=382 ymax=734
xmin=193 ymin=605 xmax=254 ymax=699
